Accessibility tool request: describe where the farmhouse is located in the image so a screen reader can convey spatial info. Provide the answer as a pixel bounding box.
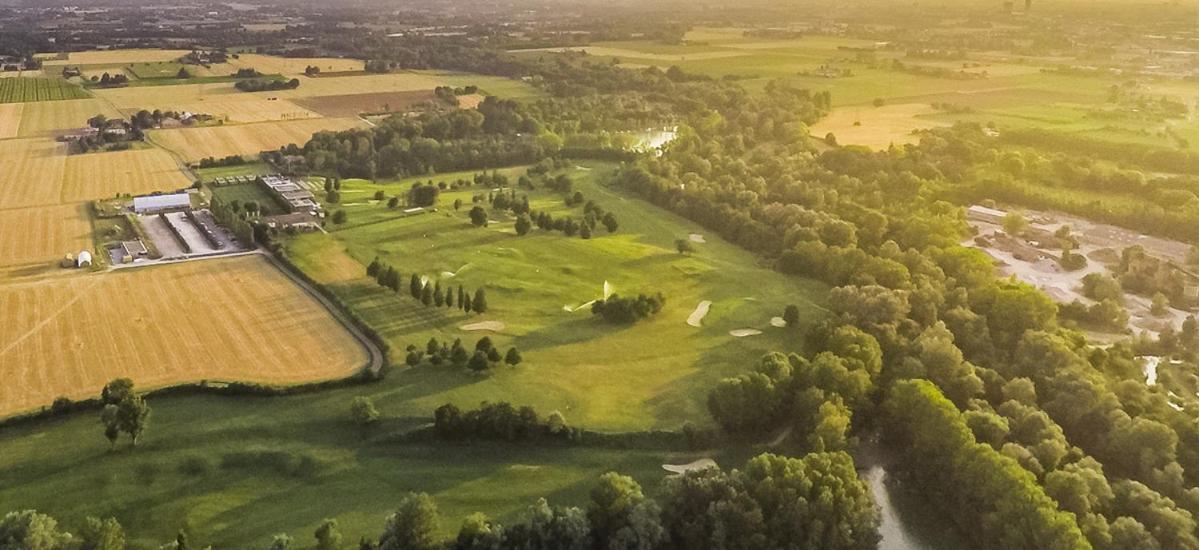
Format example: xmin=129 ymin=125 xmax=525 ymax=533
xmin=133 ymin=192 xmax=191 ymax=214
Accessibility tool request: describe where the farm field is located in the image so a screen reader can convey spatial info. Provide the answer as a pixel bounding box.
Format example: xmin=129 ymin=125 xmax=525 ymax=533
xmin=287 ymin=161 xmax=828 ymax=431
xmin=294 ymin=90 xmax=438 ymax=117
xmin=61 ymin=148 xmax=194 ymax=202
xmin=810 ymin=102 xmax=950 ymax=148
xmin=0 ymin=138 xmax=67 ymax=209
xmin=532 ymin=28 xmax=1199 ymax=151
xmin=147 ymin=117 xmax=365 ymax=162
xmin=0 ymin=77 xmax=89 ymax=103
xmin=226 ymin=53 xmax=365 ymax=75
xmin=39 ymin=49 xmax=191 ymax=66
xmin=0 ymin=203 xmax=92 ymax=268
xmin=16 ymin=98 xmax=123 ymax=137
xmin=265 ymin=72 xmax=445 ymax=98
xmin=0 ymin=102 xmax=22 ymax=138
xmin=0 ymin=254 xmax=368 ymax=418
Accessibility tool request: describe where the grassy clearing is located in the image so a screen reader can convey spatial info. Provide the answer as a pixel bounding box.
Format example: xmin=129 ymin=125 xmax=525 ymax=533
xmin=0 ymin=77 xmax=89 ymax=103
xmin=0 ymin=254 xmax=368 ymax=418
xmin=293 ymin=160 xmax=827 ymax=431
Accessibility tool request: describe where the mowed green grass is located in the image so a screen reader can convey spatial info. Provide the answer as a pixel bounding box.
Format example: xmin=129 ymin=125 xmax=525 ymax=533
xmin=415 ymin=70 xmax=544 ymax=100
xmin=0 ymin=388 xmax=681 ymax=549
xmin=0 ymin=77 xmax=89 ymax=103
xmin=210 ymin=182 xmax=286 ymax=215
xmin=296 ymin=160 xmax=828 ymax=431
xmin=0 ymin=160 xmax=821 ymax=548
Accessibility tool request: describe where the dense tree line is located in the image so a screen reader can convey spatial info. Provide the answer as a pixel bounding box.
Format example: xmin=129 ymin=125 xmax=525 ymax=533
xmin=433 ymin=402 xmax=574 ymax=442
xmin=234 ymin=78 xmax=300 ymax=92
xmin=365 ymin=260 xmax=489 ymax=315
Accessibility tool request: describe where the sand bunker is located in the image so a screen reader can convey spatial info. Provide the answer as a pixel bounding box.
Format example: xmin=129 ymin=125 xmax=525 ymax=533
xmin=441 ymin=263 xmax=472 ymax=278
xmin=729 ymin=329 xmax=762 ymax=337
xmin=770 ymin=317 xmax=787 ymax=328
xmin=687 ymin=301 xmax=712 ymax=327
xmin=689 ymin=233 xmax=706 ymax=243
xmin=663 ymin=458 xmax=718 ymax=475
xmin=603 ymin=280 xmax=613 ymax=299
xmin=562 ymin=299 xmax=596 ymax=313
xmin=459 ymin=321 xmax=505 ymax=332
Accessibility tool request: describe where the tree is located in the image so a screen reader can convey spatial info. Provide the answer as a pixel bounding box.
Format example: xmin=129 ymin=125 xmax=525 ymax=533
xmin=445 ymin=288 xmax=454 ymax=308
xmin=504 ymin=347 xmax=522 ymax=366
xmin=379 ymin=493 xmax=439 ymax=550
xmin=1151 ymin=292 xmax=1170 ymax=316
xmin=587 ymin=472 xmax=665 ymax=549
xmin=455 ymin=513 xmax=504 ymax=550
xmin=366 ymin=257 xmax=381 ymax=278
xmin=421 ymin=283 xmax=433 ymax=306
xmin=176 ymin=67 xmax=191 ymax=79
xmin=782 ymin=304 xmax=800 ymax=327
xmin=332 ymin=210 xmax=348 ymax=225
xmin=117 ymin=394 xmax=150 ymax=446
xmin=268 ymin=534 xmax=292 ymax=550
xmin=1002 ymin=211 xmax=1029 ymax=236
xmin=515 ymin=214 xmax=532 ymax=236
xmin=675 ymin=239 xmax=694 ymax=254
xmin=101 ymin=378 xmax=134 ymax=406
xmin=602 ymin=212 xmax=619 ymax=233
xmin=315 ymin=519 xmax=342 ymax=550
xmin=411 ymin=274 xmax=423 ymax=299
xmin=350 ymin=396 xmax=380 ymax=426
xmin=463 ymin=294 xmax=473 ymax=313
xmin=469 ymin=206 xmax=488 ymax=227
xmin=0 ymin=510 xmax=72 ymax=550
xmin=468 ymin=351 xmax=490 ymax=372
xmin=77 ymin=516 xmax=125 ymax=550
xmin=472 ymin=289 xmax=488 ymax=313
xmin=486 ymin=347 xmax=502 ymax=363
xmin=388 ymin=196 xmax=399 ymax=208
xmin=434 ymin=284 xmax=445 ymax=307
xmin=327 ymin=190 xmax=341 ymax=204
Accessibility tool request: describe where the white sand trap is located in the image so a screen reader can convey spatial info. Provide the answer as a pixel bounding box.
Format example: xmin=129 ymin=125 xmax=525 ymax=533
xmin=420 ymin=275 xmax=430 ymax=287
xmin=460 ymin=321 xmax=505 ymax=332
xmin=663 ymin=458 xmax=718 ymax=475
xmin=687 ymin=300 xmax=712 ymax=327
xmin=730 ymin=329 xmax=763 ymax=337
xmin=441 ymin=263 xmax=472 ymax=278
xmin=770 ymin=317 xmax=787 ymax=328
xmin=603 ymin=280 xmax=613 ymax=299
xmin=689 ymin=233 xmax=706 ymax=243
xmin=574 ymin=165 xmax=592 ymax=171
xmin=562 ymin=299 xmax=596 ymax=313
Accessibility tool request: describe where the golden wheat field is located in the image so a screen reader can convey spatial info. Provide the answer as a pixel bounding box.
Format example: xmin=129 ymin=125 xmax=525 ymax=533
xmin=809 ymin=103 xmax=950 ymax=150
xmin=226 ymin=53 xmax=365 ymax=76
xmin=171 ymin=97 xmax=321 ymax=123
xmin=91 ymin=82 xmax=241 ymax=109
xmin=17 ymin=98 xmax=123 ymax=137
xmin=269 ymin=72 xmax=444 ymax=98
xmin=0 ymin=255 xmax=368 ymax=417
xmin=148 ymin=117 xmax=365 ymax=161
xmin=61 ymin=148 xmax=193 ymax=202
xmin=0 ymin=103 xmax=22 ymax=138
xmin=0 ymin=138 xmax=67 ymax=209
xmin=0 ymin=203 xmax=92 ymax=267
xmin=40 ymin=49 xmax=192 ymax=66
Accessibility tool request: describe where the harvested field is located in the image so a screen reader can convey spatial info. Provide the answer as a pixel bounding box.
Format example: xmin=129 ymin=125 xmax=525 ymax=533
xmin=294 ymin=90 xmax=437 ymax=117
xmin=226 ymin=54 xmax=364 ymax=76
xmin=91 ymin=82 xmax=241 ymax=110
xmin=148 ymin=118 xmax=365 ymax=162
xmin=40 ymin=49 xmax=190 ymax=66
xmin=0 ymin=254 xmax=368 ymax=417
xmin=17 ymin=98 xmax=122 ymax=137
xmin=0 ymin=203 xmax=92 ymax=267
xmin=0 ymin=78 xmax=89 ymax=103
xmin=0 ymin=138 xmax=67 ymax=209
xmin=62 ymin=148 xmax=193 ymax=202
xmin=809 ymin=103 xmax=949 ymax=150
xmin=171 ymin=97 xmax=319 ymax=123
xmin=266 ymin=72 xmax=444 ymax=98
xmin=0 ymin=103 xmax=22 ymax=138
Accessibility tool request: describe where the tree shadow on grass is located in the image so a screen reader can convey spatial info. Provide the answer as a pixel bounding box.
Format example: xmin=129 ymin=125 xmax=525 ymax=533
xmin=509 ymin=315 xmax=633 ymax=353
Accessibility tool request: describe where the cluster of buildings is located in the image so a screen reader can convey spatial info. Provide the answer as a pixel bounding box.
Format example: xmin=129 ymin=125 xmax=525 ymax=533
xmin=259 ymin=175 xmax=321 ymax=213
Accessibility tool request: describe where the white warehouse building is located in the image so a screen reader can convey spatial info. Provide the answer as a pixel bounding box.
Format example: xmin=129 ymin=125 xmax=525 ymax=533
xmin=133 ymin=192 xmax=191 ymax=214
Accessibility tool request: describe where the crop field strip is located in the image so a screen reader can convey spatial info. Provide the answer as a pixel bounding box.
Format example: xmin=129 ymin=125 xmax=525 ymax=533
xmin=147 ymin=117 xmax=366 ymax=162
xmin=0 ymin=78 xmax=90 ymax=103
xmin=61 ymin=148 xmax=194 ymax=202
xmin=16 ymin=98 xmax=123 ymax=137
xmin=0 ymin=255 xmax=368 ymax=418
xmin=0 ymin=138 xmax=67 ymax=209
xmin=0 ymin=203 xmax=92 ymax=267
